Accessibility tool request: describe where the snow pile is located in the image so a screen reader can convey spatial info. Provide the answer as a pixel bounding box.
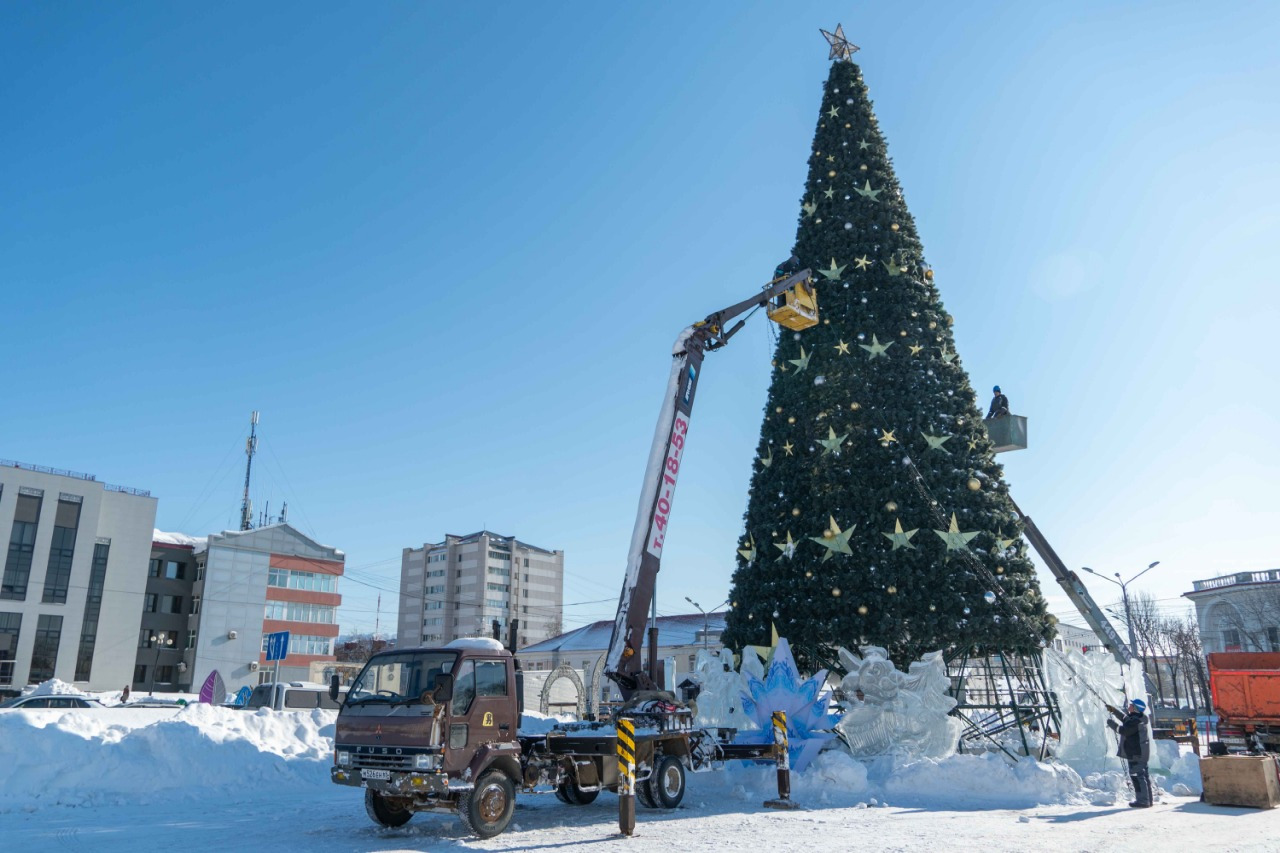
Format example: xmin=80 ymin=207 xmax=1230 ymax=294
xmin=876 ymin=753 xmax=1088 ymax=809
xmin=152 ymin=529 xmax=206 ymax=550
xmin=1155 ymin=739 xmax=1202 ymax=795
xmin=0 ymin=704 xmax=334 ymax=812
xmin=519 ymin=710 xmax=576 ymax=734
xmin=21 ymin=678 xmax=88 ymax=697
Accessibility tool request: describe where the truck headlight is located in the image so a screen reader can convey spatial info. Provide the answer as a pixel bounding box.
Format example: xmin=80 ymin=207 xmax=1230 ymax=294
xmin=414 ymin=752 xmax=435 ymax=770
xmin=336 ymin=750 xmax=352 ymax=767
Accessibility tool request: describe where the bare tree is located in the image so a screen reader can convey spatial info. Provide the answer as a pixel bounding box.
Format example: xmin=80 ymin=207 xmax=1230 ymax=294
xmin=1168 ymin=615 xmax=1210 ymax=712
xmin=1126 ymin=591 xmax=1167 ymax=702
xmin=335 ymin=632 xmax=382 ymax=663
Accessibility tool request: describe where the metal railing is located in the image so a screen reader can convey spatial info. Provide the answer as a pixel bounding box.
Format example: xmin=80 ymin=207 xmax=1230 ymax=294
xmin=1192 ymin=570 xmax=1280 ymax=592
xmin=1 ymin=459 xmax=151 ymax=497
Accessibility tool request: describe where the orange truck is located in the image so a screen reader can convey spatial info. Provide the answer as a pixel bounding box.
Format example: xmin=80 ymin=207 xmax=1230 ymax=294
xmin=1208 ymin=653 xmax=1280 ymax=752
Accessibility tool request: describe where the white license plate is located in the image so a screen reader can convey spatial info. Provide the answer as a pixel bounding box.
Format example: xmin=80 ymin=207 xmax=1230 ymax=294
xmin=361 ymin=769 xmax=391 ymax=781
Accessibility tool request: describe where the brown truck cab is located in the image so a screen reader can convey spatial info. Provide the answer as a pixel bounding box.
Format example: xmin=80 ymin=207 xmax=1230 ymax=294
xmin=331 ymin=638 xmax=522 ymax=837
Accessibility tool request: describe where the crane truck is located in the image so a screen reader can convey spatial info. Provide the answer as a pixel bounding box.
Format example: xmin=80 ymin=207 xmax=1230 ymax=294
xmin=327 ymin=269 xmax=818 ymax=838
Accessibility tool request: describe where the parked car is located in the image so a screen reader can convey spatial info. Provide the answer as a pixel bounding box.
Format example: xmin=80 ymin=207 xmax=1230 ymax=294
xmin=0 ymin=694 xmax=104 ymax=709
xmin=245 ymin=681 xmax=347 ymax=711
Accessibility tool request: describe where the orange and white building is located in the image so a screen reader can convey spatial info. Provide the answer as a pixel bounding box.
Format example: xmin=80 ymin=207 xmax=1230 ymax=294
xmin=188 ymin=524 xmax=344 ymax=692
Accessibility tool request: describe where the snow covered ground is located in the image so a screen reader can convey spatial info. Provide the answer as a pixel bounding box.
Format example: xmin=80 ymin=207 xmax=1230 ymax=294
xmin=1 ymin=703 xmax=1276 ymax=853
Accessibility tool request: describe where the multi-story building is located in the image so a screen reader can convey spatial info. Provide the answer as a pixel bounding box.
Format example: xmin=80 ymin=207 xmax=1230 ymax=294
xmin=133 ymin=534 xmax=202 ymax=693
xmin=1184 ymin=569 xmax=1280 ymax=654
xmin=1051 ymin=622 xmax=1104 ymax=655
xmin=187 ymin=523 xmax=344 ymax=693
xmin=398 ymin=531 xmax=563 ymax=651
xmin=0 ymin=460 xmax=156 ymax=692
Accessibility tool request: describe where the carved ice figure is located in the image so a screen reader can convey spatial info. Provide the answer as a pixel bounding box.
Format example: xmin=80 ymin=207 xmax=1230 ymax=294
xmin=733 ymin=638 xmax=840 ymax=771
xmin=834 ymin=646 xmax=961 ymax=759
xmin=690 ymin=647 xmax=756 ymax=731
xmin=1043 ymin=648 xmax=1159 ymax=773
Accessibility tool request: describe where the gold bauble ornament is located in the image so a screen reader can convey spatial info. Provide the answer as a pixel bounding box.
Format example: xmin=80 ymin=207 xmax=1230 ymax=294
xmin=899 ymin=330 xmax=908 ymax=337
xmin=929 ymin=604 xmax=936 ymax=611
xmin=791 ymin=507 xmax=801 ymax=517
xmin=805 ymin=571 xmax=813 ymax=578
xmin=775 ymin=406 xmax=783 ymax=413
xmin=890 ymin=223 xmax=900 ymax=231
xmin=887 ymin=586 xmax=897 ymax=594
xmin=924 ymin=269 xmax=934 ymax=280
xmin=787 ymin=416 xmax=796 ymax=424
xmin=823 ymin=318 xmax=830 ymax=325
xmin=828 ymin=170 xmax=836 ymax=178
xmin=859 ymin=164 xmax=868 ymax=171
xmin=884 ymin=501 xmax=898 ymax=512
xmin=967 ymin=478 xmax=981 ymax=491
xmin=832 ymin=588 xmax=842 ymax=597
xmin=928 ymin=321 xmax=937 ymax=329
xmin=850 ymin=402 xmax=861 ymax=411
xmin=946 ymin=315 xmax=954 ymax=326
xmin=823 ymin=528 xmax=835 ymax=539
xmin=857 ymin=604 xmax=868 ymax=615
xmin=996 ymin=566 xmax=1005 ymax=574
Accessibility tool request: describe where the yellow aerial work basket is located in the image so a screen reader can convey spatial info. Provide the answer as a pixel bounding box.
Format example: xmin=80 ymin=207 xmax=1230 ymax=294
xmin=767 ymin=279 xmax=819 ymax=331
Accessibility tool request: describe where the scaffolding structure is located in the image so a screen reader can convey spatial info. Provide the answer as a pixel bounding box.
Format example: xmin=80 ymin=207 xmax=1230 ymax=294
xmin=947 ymin=651 xmax=1061 ymax=761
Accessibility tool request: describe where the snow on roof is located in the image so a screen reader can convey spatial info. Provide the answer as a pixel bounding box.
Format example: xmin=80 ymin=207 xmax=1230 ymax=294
xmin=23 ymin=678 xmax=90 ymax=697
xmin=446 ymin=637 xmax=506 ymax=651
xmin=153 ymin=529 xmax=208 ymax=551
xmin=519 ymin=612 xmax=727 ymax=655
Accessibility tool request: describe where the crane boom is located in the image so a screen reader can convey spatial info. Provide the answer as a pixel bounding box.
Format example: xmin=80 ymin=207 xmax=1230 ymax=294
xmin=1009 ymin=498 xmax=1133 ymax=666
xmin=604 ymin=270 xmax=814 ymax=696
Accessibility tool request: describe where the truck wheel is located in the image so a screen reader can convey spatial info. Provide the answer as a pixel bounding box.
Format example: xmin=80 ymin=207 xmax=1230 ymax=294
xmin=364 ymin=789 xmax=413 ymax=828
xmin=557 ymin=777 xmax=599 ymax=805
xmin=636 ymin=774 xmax=658 ymax=809
xmin=460 ymin=770 xmax=516 ymax=839
xmin=646 ymin=754 xmax=686 ymax=809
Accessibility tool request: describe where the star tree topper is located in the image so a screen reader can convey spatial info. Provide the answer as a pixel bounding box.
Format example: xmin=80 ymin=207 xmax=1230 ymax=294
xmin=820 ymin=24 xmax=860 ymax=61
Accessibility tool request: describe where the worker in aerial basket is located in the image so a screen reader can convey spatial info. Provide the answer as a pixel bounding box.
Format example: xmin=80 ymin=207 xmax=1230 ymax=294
xmin=1107 ymin=698 xmax=1153 ymax=808
xmin=773 ymin=253 xmax=802 ymax=281
xmin=987 ymin=385 xmax=1009 ymax=419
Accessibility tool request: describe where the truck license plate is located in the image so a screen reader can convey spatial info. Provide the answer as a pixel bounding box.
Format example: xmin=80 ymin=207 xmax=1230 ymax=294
xmin=361 ymin=769 xmax=391 ymax=781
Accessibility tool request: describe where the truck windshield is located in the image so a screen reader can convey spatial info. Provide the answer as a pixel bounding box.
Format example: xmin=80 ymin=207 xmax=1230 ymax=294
xmin=347 ymin=652 xmax=458 ymax=706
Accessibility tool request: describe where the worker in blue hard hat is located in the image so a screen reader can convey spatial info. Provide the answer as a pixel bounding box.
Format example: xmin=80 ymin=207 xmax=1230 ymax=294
xmin=987 ymin=385 xmax=1009 ymax=419
xmin=1107 ymin=698 xmax=1153 ymax=807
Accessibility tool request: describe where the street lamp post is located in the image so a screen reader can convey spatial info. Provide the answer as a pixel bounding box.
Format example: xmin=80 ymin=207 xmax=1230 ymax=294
xmin=149 ymin=631 xmax=175 ymax=696
xmin=685 ymin=597 xmax=709 ymax=653
xmin=1083 ymin=561 xmax=1160 ymax=700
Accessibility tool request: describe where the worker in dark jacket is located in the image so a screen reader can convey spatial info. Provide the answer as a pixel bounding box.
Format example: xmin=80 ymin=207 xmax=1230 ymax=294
xmin=987 ymin=386 xmax=1010 ymax=419
xmin=1108 ymin=699 xmax=1153 ymax=807
xmin=774 ymin=253 xmax=802 ymax=280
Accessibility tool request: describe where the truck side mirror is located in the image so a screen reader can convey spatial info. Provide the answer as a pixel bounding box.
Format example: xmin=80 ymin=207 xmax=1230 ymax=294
xmin=432 ymin=673 xmax=453 ymax=704
xmin=329 ymin=674 xmax=340 ymax=702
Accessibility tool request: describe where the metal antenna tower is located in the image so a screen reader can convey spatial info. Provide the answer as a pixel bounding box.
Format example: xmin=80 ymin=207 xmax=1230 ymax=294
xmin=240 ymin=411 xmax=259 ymax=531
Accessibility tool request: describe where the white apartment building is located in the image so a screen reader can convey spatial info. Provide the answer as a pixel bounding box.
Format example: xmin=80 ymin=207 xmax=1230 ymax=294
xmin=1184 ymin=569 xmax=1280 ymax=654
xmin=0 ymin=460 xmax=157 ymax=692
xmin=398 ymin=530 xmax=563 ymax=651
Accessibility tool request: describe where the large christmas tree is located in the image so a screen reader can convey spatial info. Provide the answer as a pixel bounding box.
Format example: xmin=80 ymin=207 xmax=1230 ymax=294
xmin=722 ymin=29 xmax=1053 ymax=670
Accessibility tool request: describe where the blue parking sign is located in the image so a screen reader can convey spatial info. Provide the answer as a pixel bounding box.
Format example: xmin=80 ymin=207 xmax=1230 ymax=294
xmin=265 ymin=631 xmax=290 ymax=662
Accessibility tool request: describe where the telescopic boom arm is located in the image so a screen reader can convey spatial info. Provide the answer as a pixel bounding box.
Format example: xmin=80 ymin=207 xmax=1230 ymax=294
xmin=604 ymin=270 xmax=813 ymax=697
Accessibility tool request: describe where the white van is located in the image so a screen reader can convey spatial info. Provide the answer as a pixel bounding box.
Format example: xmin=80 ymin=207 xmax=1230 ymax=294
xmin=246 ymin=681 xmax=347 ymax=711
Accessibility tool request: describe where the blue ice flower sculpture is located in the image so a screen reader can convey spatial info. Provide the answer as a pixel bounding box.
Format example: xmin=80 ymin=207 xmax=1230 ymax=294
xmin=734 ymin=637 xmax=840 ymax=771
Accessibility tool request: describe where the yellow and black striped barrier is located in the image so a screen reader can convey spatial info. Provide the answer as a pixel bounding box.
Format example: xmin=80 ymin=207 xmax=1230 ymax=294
xmin=763 ymin=710 xmax=799 ymax=809
xmin=617 ymin=716 xmax=636 ymax=835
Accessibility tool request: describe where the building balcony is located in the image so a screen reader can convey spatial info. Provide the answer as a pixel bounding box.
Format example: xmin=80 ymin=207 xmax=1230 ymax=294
xmin=1190 ymin=569 xmax=1280 ymax=593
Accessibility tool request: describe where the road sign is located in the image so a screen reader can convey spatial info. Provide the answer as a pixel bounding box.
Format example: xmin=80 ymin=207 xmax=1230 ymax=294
xmin=265 ymin=631 xmax=290 ymax=662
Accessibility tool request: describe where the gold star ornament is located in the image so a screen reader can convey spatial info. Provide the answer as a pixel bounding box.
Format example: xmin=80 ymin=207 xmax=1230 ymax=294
xmin=774 ymin=531 xmax=799 ymax=560
xmin=810 ymin=515 xmax=855 ymax=562
xmin=859 ymin=334 xmax=893 ymax=359
xmin=738 ymin=534 xmax=757 ymax=564
xmin=788 ymin=346 xmax=812 ymax=373
xmin=834 ymin=340 xmax=850 ymax=355
xmin=882 ymin=519 xmax=919 ymax=551
xmin=934 ymin=513 xmax=980 ymax=552
xmin=853 ymin=255 xmax=872 ymax=270
xmin=819 ymin=258 xmax=848 ymax=280
xmin=782 ymin=440 xmax=795 ymax=456
xmin=817 ymin=426 xmax=849 ymax=456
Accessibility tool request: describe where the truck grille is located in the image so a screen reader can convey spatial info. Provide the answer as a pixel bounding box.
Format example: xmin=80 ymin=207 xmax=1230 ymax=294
xmin=351 ymin=753 xmax=415 ymax=771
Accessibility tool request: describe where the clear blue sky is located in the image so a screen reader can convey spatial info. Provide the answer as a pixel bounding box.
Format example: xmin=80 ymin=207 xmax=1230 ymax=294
xmin=3 ymin=2 xmax=1278 ymax=638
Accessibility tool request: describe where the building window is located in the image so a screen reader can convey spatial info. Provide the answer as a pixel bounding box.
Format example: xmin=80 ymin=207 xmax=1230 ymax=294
xmin=0 ymin=612 xmax=21 ymax=685
xmin=155 ymin=665 xmax=175 ymax=684
xmin=149 ymin=559 xmax=162 ymax=578
xmin=523 ymin=573 xmax=529 ymax=582
xmin=139 ymin=629 xmax=151 ymax=649
xmin=164 ymin=561 xmax=184 ymax=580
xmin=427 ymin=569 xmax=445 ymax=578
xmin=263 ymin=601 xmax=337 ymax=623
xmin=285 ymin=634 xmax=334 ymax=656
xmin=267 ymin=567 xmax=337 ymax=593
xmin=489 ymin=566 xmax=510 ymax=577
xmin=523 ymin=558 xmax=529 ymax=567
xmin=486 ymin=582 xmax=509 ymax=592
xmin=28 ymin=614 xmax=63 ymax=683
xmin=74 ymin=542 xmax=110 ymax=682
xmin=522 ymin=605 xmax=528 ymax=614
xmin=161 ymin=594 xmax=183 ymax=614
xmin=423 ymin=617 xmax=444 ymax=626
xmin=1224 ymin=629 xmax=1241 ymax=651
xmin=191 ymin=596 xmax=201 ymax=615
xmin=426 ymin=585 xmax=446 ymax=595
xmin=133 ymin=664 xmax=146 ymax=684
xmin=195 ymin=563 xmax=205 ymax=581
xmin=1269 ymin=627 xmax=1280 ymax=653
xmin=484 ymin=598 xmax=507 ymax=610
xmin=2 ymin=493 xmax=42 ymax=601
xmin=187 ymin=630 xmax=197 ymax=650
xmin=457 ymin=554 xmax=462 ymax=562
xmin=488 ymin=550 xmax=511 ymax=561
xmin=522 ymin=589 xmax=529 ymax=598
xmin=42 ymin=499 xmax=82 ymax=604
xmin=425 ymin=601 xmax=444 ymax=611
xmin=144 ymin=593 xmax=158 ymax=613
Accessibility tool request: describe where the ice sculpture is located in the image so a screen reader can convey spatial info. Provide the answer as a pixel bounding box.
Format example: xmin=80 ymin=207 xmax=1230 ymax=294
xmin=834 ymin=646 xmax=962 ymax=759
xmin=733 ymin=638 xmax=840 ymax=771
xmin=690 ymin=647 xmax=757 ymax=731
xmin=1043 ymin=648 xmax=1162 ymax=773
